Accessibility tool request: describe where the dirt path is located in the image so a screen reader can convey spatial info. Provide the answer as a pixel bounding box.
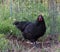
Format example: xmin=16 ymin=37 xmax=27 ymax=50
xmin=5 ymin=39 xmax=60 ymax=52
xmin=4 ymin=35 xmax=60 ymax=52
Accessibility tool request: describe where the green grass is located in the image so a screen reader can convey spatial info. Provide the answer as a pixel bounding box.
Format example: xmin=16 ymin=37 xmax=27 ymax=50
xmin=0 ymin=1 xmax=60 ymax=51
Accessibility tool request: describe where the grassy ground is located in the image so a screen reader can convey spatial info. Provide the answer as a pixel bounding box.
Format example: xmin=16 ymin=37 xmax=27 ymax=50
xmin=1 ymin=40 xmax=60 ymax=52
xmin=0 ymin=35 xmax=60 ymax=52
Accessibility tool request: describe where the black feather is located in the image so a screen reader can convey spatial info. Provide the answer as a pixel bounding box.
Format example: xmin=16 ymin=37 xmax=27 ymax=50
xmin=14 ymin=15 xmax=46 ymax=43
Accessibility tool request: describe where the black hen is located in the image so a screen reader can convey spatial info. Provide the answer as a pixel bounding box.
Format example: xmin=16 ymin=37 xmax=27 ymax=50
xmin=13 ymin=15 xmax=46 ymax=43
